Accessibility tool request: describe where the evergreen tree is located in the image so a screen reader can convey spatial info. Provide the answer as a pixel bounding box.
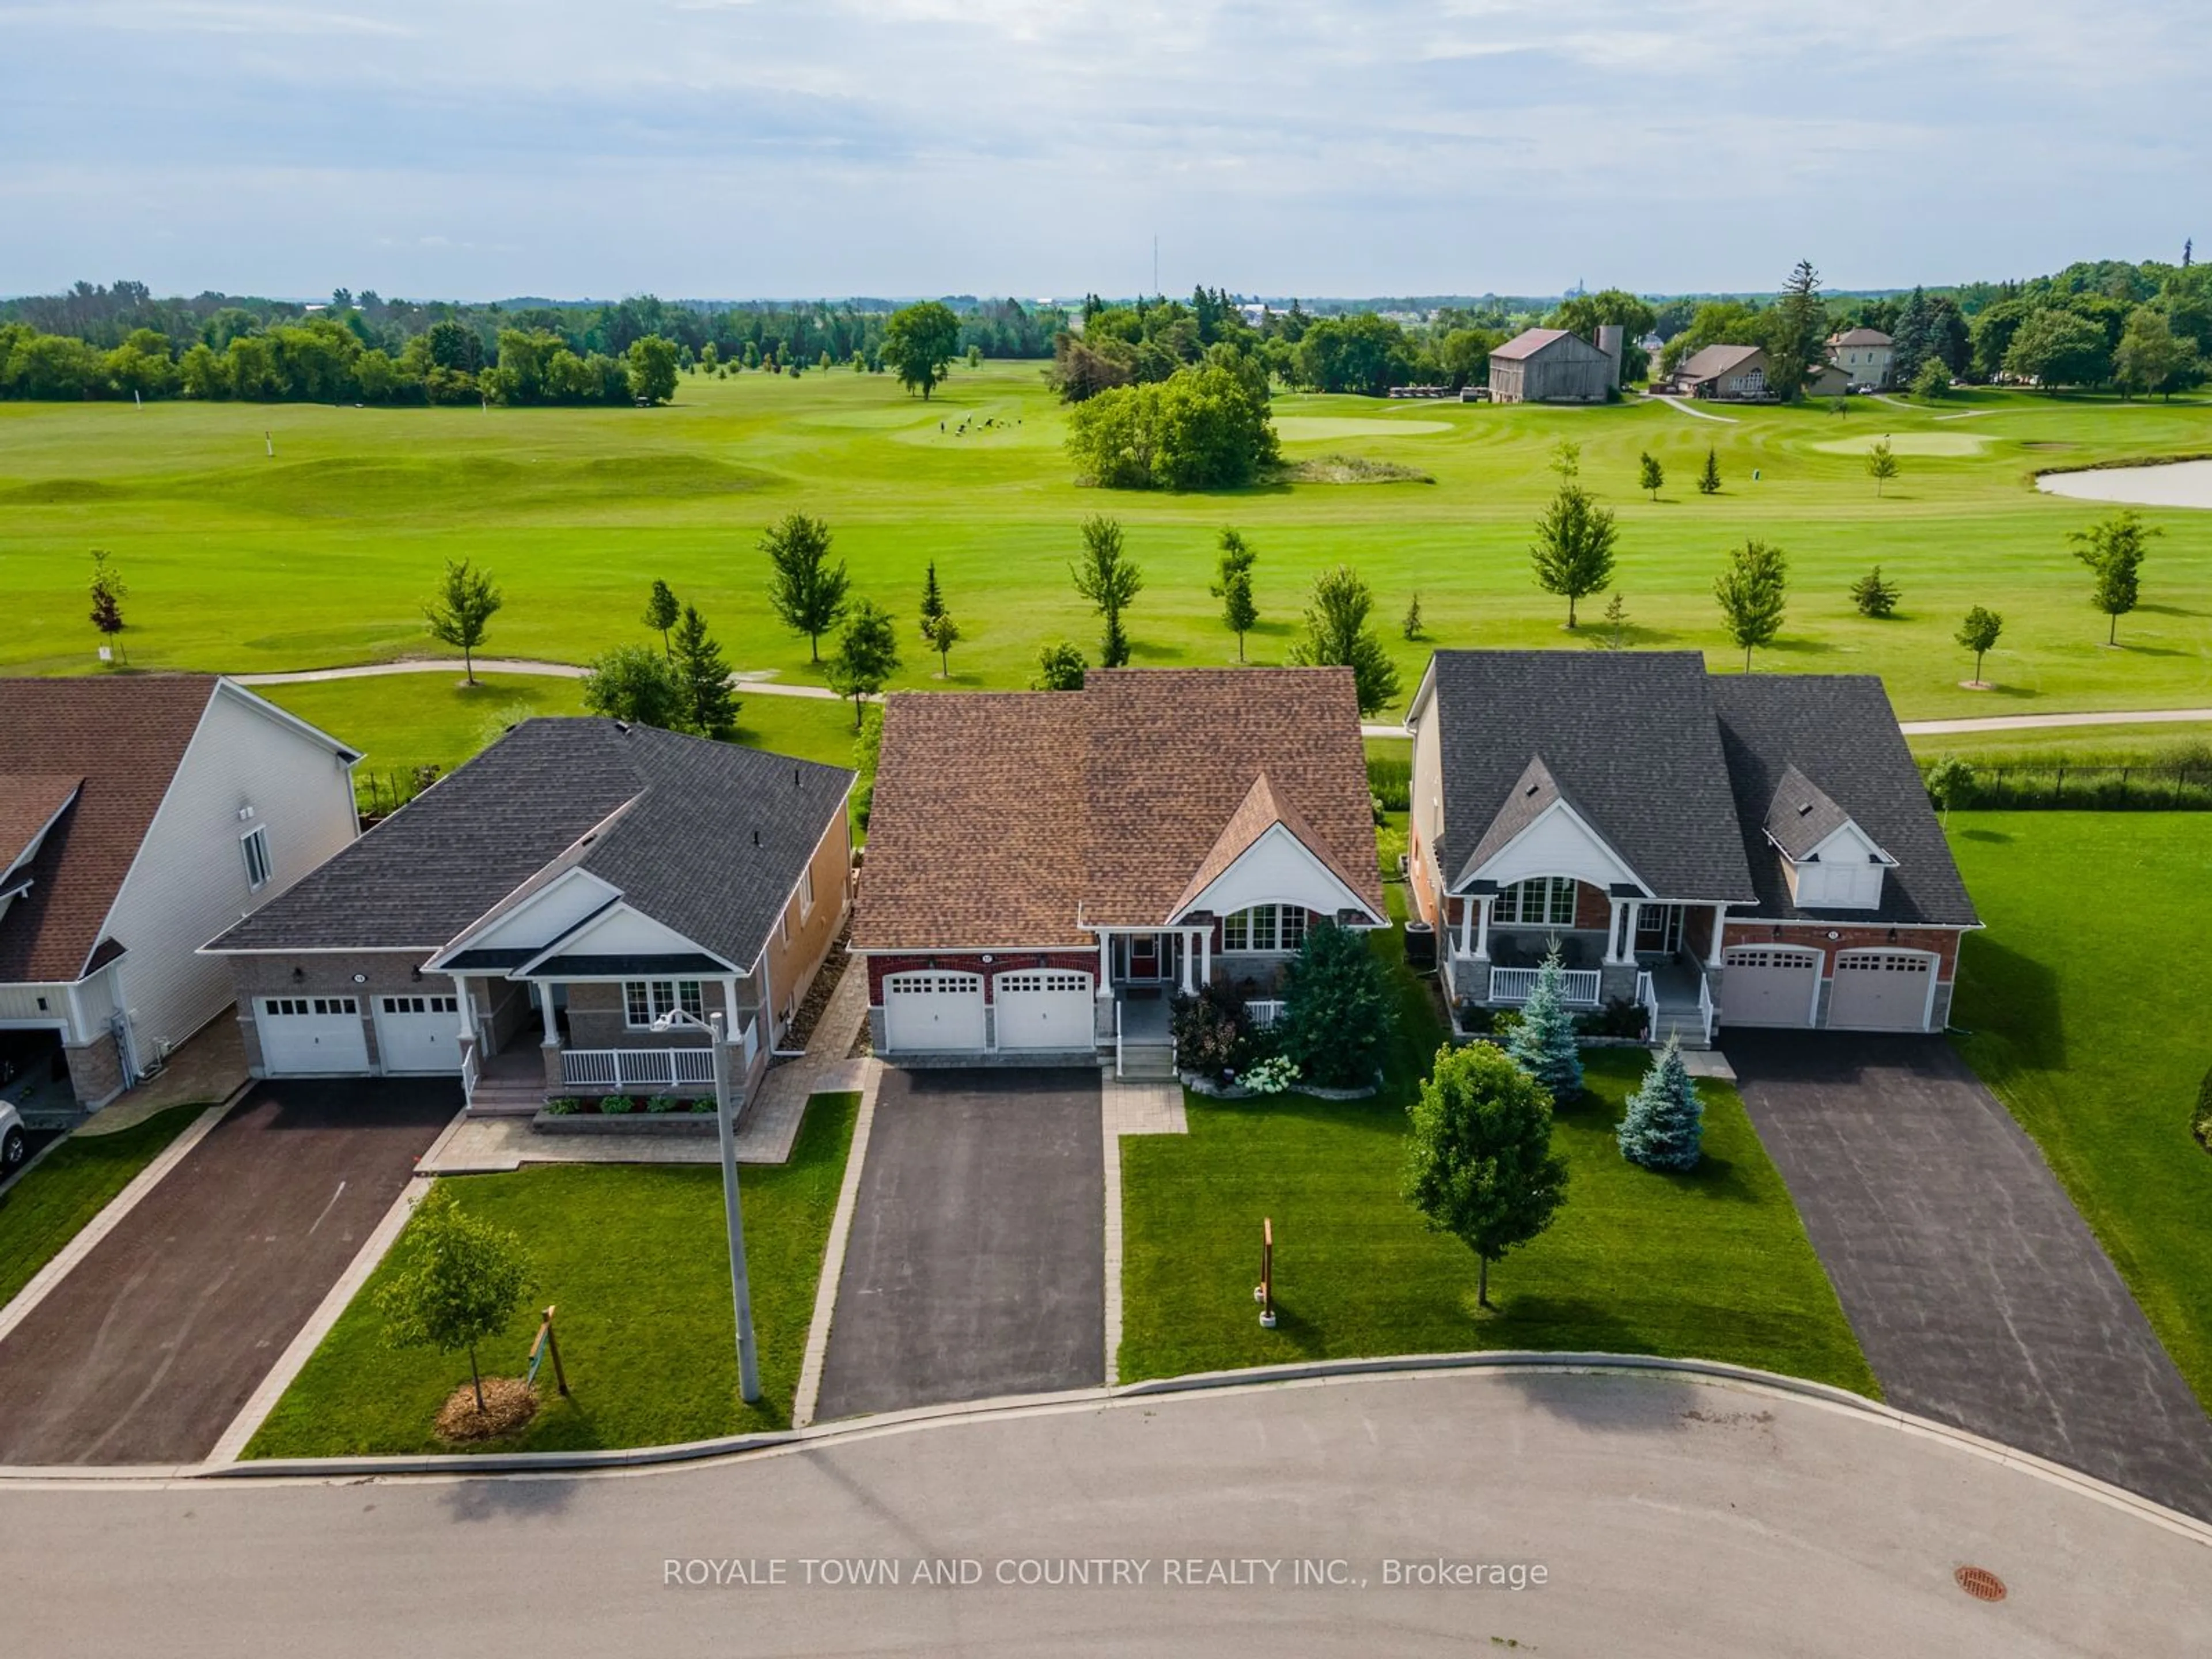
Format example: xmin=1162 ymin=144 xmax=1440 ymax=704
xmin=1638 ymin=451 xmax=1664 ymax=501
xmin=1593 ymin=590 xmax=1631 ymax=650
xmin=1529 ymin=479 xmax=1619 ymax=628
xmin=1851 ymin=566 xmax=1900 ymax=618
xmin=2070 ymin=510 xmax=2159 ymax=644
xmin=917 ymin=559 xmax=948 ymax=657
xmin=1768 ymin=258 xmax=1826 ymax=402
xmin=422 ymin=557 xmax=503 ymax=685
xmin=1403 ymin=1042 xmax=1569 ymax=1310
xmin=1890 ymin=286 xmax=1932 ymax=387
xmin=1505 ymin=946 xmax=1583 ymax=1103
xmin=642 ymin=578 xmax=680 ymax=657
xmin=1401 ymin=592 xmax=1424 ymax=641
xmin=1288 ymin=565 xmax=1401 ymax=715
xmin=760 ymin=512 xmax=849 ymax=662
xmin=671 ymin=604 xmax=738 ymax=737
xmin=1697 ymin=446 xmax=1722 ymax=494
xmin=1070 ymin=514 xmax=1142 ymax=668
xmin=1276 ymin=921 xmax=1395 ymax=1089
xmin=1955 ymin=605 xmax=2003 ymax=687
xmin=1714 ymin=540 xmax=1788 ymax=671
xmin=1616 ymin=1036 xmax=1705 ymax=1172
xmin=828 ymin=599 xmax=900 ymax=728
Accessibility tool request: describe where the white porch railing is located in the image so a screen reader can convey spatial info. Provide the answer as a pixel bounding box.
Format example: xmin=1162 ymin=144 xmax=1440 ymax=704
xmin=1247 ymin=999 xmax=1285 ymax=1029
xmin=1697 ymin=973 xmax=1715 ymax=1044
xmin=461 ymin=1043 xmax=480 ymax=1102
xmin=1635 ymin=971 xmax=1657 ymax=1038
xmin=1488 ymin=967 xmax=1602 ymax=1006
xmin=560 ymin=1046 xmax=720 ymax=1092
xmin=1113 ymin=999 xmax=1123 ymax=1080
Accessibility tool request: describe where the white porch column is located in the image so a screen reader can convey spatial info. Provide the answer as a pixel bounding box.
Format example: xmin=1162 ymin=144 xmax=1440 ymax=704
xmin=722 ymin=975 xmax=741 ymax=1030
xmin=1097 ymin=931 xmax=1111 ymax=993
xmin=1180 ymin=931 xmax=1197 ymax=995
xmin=452 ymin=975 xmax=475 ymax=1042
xmin=1473 ymin=895 xmax=1492 ymax=961
xmin=1456 ymin=898 xmax=1473 ymax=958
xmin=1199 ymin=925 xmax=1211 ymax=989
xmin=1604 ymin=897 xmax=1627 ymax=965
xmin=1708 ymin=904 xmax=1728 ymax=968
xmin=1623 ymin=900 xmax=1642 ymax=960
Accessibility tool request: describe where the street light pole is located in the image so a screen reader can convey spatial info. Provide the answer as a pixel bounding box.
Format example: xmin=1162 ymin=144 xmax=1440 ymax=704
xmin=709 ymin=1011 xmax=762 ymax=1404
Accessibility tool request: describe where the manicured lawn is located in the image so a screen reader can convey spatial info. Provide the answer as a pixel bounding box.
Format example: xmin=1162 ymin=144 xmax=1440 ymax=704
xmin=1949 ymin=813 xmax=2212 ymax=1411
xmin=1906 ymin=721 xmax=2212 ymax=763
xmin=3 ymin=368 xmax=2207 ymax=722
xmin=244 ymin=1093 xmax=858 ymax=1457
xmin=0 ymin=1104 xmax=207 ymax=1310
xmin=1118 ymin=897 xmax=1875 ymax=1395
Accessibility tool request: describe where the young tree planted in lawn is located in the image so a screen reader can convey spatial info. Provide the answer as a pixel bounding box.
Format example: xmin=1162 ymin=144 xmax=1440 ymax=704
xmin=1505 ymin=945 xmax=1583 ymax=1103
xmin=828 ymin=600 xmax=900 ymax=728
xmin=642 ymin=578 xmax=680 ymax=657
xmin=581 ymin=643 xmax=685 ymax=730
xmin=1956 ymin=605 xmax=2003 ymax=687
xmin=1071 ymin=514 xmax=1142 ymax=668
xmin=1033 ymin=641 xmax=1089 ymax=691
xmin=1866 ymin=437 xmax=1900 ymax=497
xmin=1616 ymin=1035 xmax=1705 ymax=1172
xmin=1851 ymin=566 xmax=1900 ymax=618
xmin=1401 ymin=592 xmax=1424 ymax=641
xmin=1402 ymin=1042 xmax=1569 ymax=1311
xmin=2070 ymin=510 xmax=2159 ymax=644
xmin=88 ymin=548 xmax=127 ymax=658
xmin=1211 ymin=529 xmax=1259 ymax=660
xmin=761 ymin=512 xmax=849 ymax=662
xmin=671 ymin=604 xmax=738 ymax=737
xmin=1923 ymin=756 xmax=1975 ymax=825
xmin=423 ymin=557 xmax=503 ymax=685
xmin=880 ymin=301 xmax=961 ymax=399
xmin=1593 ymin=590 xmax=1631 ymax=651
xmin=921 ymin=607 xmax=961 ymax=679
xmin=1275 ymin=921 xmax=1394 ymax=1090
xmin=375 ymin=1183 xmax=535 ymax=1418
xmin=1638 ymin=451 xmax=1664 ymax=501
xmin=1714 ymin=539 xmax=1787 ymax=671
xmin=918 ymin=559 xmax=946 ymax=638
xmin=1697 ymin=446 xmax=1722 ymax=495
xmin=1289 ymin=565 xmax=1402 ymax=716
xmin=1529 ymin=476 xmax=1619 ymax=628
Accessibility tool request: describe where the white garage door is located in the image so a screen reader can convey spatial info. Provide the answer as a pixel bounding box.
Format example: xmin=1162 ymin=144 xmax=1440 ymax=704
xmin=1720 ymin=947 xmax=1821 ymax=1028
xmin=882 ymin=972 xmax=986 ymax=1052
xmin=1827 ymin=950 xmax=1936 ymax=1031
xmin=373 ymin=993 xmax=462 ymax=1074
xmin=258 ymin=995 xmax=369 ymax=1074
xmin=994 ymin=970 xmax=1094 ymax=1050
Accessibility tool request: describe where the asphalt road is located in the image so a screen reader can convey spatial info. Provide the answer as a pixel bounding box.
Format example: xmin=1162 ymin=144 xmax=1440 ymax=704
xmin=6 ymin=1368 xmax=2207 ymax=1658
xmin=0 ymin=1080 xmax=455 ymax=1465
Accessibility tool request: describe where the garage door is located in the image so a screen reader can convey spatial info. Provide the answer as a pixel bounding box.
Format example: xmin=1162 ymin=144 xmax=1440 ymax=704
xmin=994 ymin=970 xmax=1094 ymax=1050
xmin=882 ymin=972 xmax=986 ymax=1052
xmin=257 ymin=996 xmax=369 ymax=1074
xmin=373 ymin=993 xmax=462 ymax=1074
xmin=1827 ymin=950 xmax=1935 ymax=1031
xmin=1720 ymin=947 xmax=1821 ymax=1028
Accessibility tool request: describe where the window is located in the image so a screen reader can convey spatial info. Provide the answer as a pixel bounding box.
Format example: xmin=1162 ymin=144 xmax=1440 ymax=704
xmin=240 ymin=825 xmax=272 ymax=891
xmin=1222 ymin=905 xmax=1309 ymax=953
xmin=380 ymin=995 xmax=457 ymax=1015
xmin=798 ymin=866 xmax=816 ymax=921
xmin=623 ymin=980 xmax=704 ymax=1029
xmin=1495 ymin=877 xmax=1577 ymax=927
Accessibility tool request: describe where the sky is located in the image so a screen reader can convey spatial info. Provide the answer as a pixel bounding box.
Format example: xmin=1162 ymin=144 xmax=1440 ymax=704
xmin=0 ymin=0 xmax=2203 ymax=302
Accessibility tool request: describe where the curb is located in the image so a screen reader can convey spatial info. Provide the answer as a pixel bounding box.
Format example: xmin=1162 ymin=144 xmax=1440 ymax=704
xmin=790 ymin=1060 xmax=882 ymax=1429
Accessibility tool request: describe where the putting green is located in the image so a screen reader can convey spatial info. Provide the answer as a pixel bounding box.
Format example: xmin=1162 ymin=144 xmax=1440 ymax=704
xmin=1272 ymin=416 xmax=1454 ymax=441
xmin=1806 ymin=432 xmax=1991 ymax=457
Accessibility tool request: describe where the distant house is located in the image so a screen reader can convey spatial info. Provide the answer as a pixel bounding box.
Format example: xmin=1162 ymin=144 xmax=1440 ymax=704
xmin=1487 ymin=326 xmax=1623 ymax=404
xmin=0 ymin=676 xmax=359 ymax=1111
xmin=1827 ymin=327 xmax=1895 ymax=390
xmin=1667 ymin=343 xmax=1772 ymax=401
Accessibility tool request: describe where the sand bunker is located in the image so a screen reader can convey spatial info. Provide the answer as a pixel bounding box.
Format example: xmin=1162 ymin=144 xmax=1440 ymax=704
xmin=1808 ymin=432 xmax=1990 ymax=457
xmin=2037 ymin=459 xmax=2212 ymax=509
xmin=1272 ymin=416 xmax=1452 ymax=441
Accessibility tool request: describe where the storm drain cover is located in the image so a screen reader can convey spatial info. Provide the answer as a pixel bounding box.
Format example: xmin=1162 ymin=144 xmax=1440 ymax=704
xmin=1954 ymin=1566 xmax=2008 ymax=1603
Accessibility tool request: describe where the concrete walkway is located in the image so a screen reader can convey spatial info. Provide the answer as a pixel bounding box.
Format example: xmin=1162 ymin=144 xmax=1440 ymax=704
xmin=1896 ymin=706 xmax=2212 ymax=736
xmin=234 ymin=657 xmax=843 ymax=701
xmin=1653 ymin=393 xmax=1738 ymax=423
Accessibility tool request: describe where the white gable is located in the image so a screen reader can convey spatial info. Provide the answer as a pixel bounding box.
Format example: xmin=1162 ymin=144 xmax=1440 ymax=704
xmin=1464 ymin=800 xmax=1646 ymax=895
xmin=520 ymin=900 xmax=738 ymax=973
xmin=1175 ymin=823 xmax=1381 ymax=927
xmin=441 ymin=868 xmax=622 ymax=959
xmin=1782 ymin=819 xmax=1891 ymax=911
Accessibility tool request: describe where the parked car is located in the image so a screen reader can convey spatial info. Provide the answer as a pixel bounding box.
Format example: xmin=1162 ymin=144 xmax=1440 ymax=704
xmin=1 ymin=1100 xmax=25 ymax=1176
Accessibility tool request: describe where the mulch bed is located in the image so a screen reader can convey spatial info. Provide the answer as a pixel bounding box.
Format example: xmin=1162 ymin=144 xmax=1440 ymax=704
xmin=783 ymin=923 xmax=853 ymax=1052
xmin=434 ymin=1376 xmax=539 ymax=1442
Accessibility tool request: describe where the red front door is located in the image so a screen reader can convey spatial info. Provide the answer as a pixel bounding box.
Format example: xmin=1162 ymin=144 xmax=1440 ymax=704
xmin=1128 ymin=934 xmax=1159 ymax=980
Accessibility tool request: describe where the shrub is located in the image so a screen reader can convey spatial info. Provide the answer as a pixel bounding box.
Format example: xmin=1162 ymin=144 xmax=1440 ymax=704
xmin=1574 ymin=997 xmax=1649 ymax=1039
xmin=544 ymin=1097 xmax=581 ymax=1116
xmin=646 ymin=1094 xmax=679 ymax=1113
xmin=600 ymin=1094 xmax=635 ymax=1115
xmin=1276 ymin=921 xmax=1395 ymax=1089
xmin=1170 ymin=984 xmax=1253 ymax=1083
xmin=691 ymin=1099 xmax=717 ymax=1115
xmin=1912 ymin=358 xmax=1952 ymax=400
xmin=1240 ymin=1056 xmax=1301 ymax=1096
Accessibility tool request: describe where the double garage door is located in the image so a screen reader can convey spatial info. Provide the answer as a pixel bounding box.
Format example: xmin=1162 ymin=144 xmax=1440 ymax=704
xmin=1719 ymin=947 xmax=1935 ymax=1032
xmin=881 ymin=970 xmax=1094 ymax=1053
xmin=258 ymin=993 xmax=462 ymax=1076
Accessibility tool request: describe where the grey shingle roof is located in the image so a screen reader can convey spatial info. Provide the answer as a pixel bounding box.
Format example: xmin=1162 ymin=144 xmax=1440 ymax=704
xmin=1710 ymin=676 xmax=1977 ymax=927
xmin=1761 ymin=763 xmax=1858 ymax=861
xmin=1424 ymin=652 xmax=1759 ymax=903
xmin=207 ymin=719 xmax=853 ymax=967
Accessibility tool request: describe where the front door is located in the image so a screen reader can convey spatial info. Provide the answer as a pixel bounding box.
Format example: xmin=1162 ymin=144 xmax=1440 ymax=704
xmin=1127 ymin=933 xmax=1160 ymax=981
xmin=1636 ymin=904 xmax=1684 ymax=955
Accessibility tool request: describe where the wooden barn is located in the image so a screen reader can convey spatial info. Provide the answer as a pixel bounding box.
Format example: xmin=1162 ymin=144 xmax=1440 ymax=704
xmin=1486 ymin=325 xmax=1622 ymax=404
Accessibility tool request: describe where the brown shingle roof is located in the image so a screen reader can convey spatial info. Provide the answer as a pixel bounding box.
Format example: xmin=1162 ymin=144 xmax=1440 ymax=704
xmin=0 ymin=677 xmax=218 ymax=983
xmin=0 ymin=775 xmax=84 ymax=878
xmin=1676 ymin=343 xmax=1765 ymax=381
xmin=852 ymin=669 xmax=1387 ymax=952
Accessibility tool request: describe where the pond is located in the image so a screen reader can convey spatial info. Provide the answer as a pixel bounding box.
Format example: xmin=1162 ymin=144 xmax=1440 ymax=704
xmin=2036 ymin=458 xmax=2212 ymax=509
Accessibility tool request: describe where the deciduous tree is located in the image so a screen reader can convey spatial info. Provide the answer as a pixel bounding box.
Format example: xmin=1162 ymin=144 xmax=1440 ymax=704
xmin=1956 ymin=605 xmax=2002 ymax=687
xmin=1033 ymin=641 xmax=1088 ymax=691
xmin=87 ymin=548 xmax=127 ymax=656
xmin=1638 ymin=451 xmax=1664 ymax=501
xmin=1402 ymin=1042 xmax=1569 ymax=1310
xmin=642 ymin=579 xmax=680 ymax=657
xmin=2070 ymin=510 xmax=2158 ymax=643
xmin=581 ymin=643 xmax=685 ymax=730
xmin=761 ymin=512 xmax=849 ymax=662
xmin=376 ymin=1183 xmax=535 ymax=1416
xmin=423 ymin=558 xmax=503 ymax=685
xmin=1529 ymin=479 xmax=1619 ymax=628
xmin=1714 ymin=540 xmax=1787 ymax=671
xmin=828 ymin=600 xmax=900 ymax=728
xmin=880 ymin=301 xmax=961 ymax=399
xmin=1071 ymin=515 xmax=1142 ymax=668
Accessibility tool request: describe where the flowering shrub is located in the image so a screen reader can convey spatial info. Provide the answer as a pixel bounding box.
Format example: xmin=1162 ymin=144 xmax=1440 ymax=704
xmin=1240 ymin=1056 xmax=1301 ymax=1096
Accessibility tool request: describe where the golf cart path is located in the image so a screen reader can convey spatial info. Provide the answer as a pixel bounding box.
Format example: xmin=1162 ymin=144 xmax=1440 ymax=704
xmin=1652 ymin=394 xmax=1737 ymax=423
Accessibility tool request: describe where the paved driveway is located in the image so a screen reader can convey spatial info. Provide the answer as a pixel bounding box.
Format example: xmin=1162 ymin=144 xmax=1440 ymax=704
xmin=815 ymin=1067 xmax=1103 ymax=1419
xmin=1729 ymin=1032 xmax=2212 ymax=1521
xmin=0 ymin=1080 xmax=456 ymax=1466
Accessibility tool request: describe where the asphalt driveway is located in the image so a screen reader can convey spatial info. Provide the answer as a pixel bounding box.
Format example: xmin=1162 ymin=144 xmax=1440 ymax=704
xmin=0 ymin=1079 xmax=456 ymax=1467
xmin=815 ymin=1067 xmax=1103 ymax=1419
xmin=1729 ymin=1032 xmax=2212 ymax=1521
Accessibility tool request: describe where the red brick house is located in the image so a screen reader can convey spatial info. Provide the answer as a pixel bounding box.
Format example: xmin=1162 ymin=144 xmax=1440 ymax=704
xmin=851 ymin=669 xmax=1388 ymax=1074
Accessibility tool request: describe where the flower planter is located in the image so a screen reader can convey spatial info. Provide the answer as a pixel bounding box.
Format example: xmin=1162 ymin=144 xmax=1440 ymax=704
xmin=1181 ymin=1071 xmax=1380 ymax=1103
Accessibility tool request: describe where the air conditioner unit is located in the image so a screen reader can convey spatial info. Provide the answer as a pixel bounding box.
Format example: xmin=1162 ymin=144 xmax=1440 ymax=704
xmin=237 ymin=805 xmax=256 ymax=822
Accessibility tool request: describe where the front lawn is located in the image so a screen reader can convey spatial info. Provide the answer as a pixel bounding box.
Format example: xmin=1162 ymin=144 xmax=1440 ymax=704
xmin=1949 ymin=812 xmax=2212 ymax=1411
xmin=1119 ymin=902 xmax=1874 ymax=1393
xmin=0 ymin=1104 xmax=207 ymax=1311
xmin=245 ymin=1093 xmax=857 ymax=1457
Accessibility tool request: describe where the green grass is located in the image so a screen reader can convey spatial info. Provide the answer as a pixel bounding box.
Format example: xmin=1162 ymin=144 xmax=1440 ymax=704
xmin=244 ymin=1092 xmax=858 ymax=1457
xmin=4 ymin=366 xmax=2208 ymax=722
xmin=1949 ymin=814 xmax=2212 ymax=1411
xmin=1118 ymin=893 xmax=1875 ymax=1394
xmin=0 ymin=1104 xmax=206 ymax=1309
xmin=1907 ymin=721 xmax=2212 ymax=764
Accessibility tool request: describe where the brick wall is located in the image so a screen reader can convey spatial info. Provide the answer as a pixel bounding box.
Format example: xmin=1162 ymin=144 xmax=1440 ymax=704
xmin=228 ymin=948 xmax=434 ymax=1072
xmin=865 ymin=950 xmax=1099 ymax=1004
xmin=762 ymin=807 xmax=855 ymax=1037
xmin=64 ymin=1031 xmax=126 ymax=1108
xmin=1721 ymin=920 xmax=1963 ymax=978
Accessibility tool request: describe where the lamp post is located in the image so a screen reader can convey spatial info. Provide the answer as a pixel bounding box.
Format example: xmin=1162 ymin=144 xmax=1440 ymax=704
xmin=653 ymin=1007 xmax=760 ymax=1403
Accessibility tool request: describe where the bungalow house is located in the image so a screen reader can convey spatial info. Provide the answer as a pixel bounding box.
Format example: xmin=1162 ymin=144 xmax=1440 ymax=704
xmin=0 ymin=676 xmax=359 ymax=1113
xmin=850 ymin=669 xmax=1387 ymax=1076
xmin=1406 ymin=652 xmax=1977 ymax=1044
xmin=1487 ymin=325 xmax=1623 ymax=404
xmin=1827 ymin=327 xmax=1895 ymax=390
xmin=1667 ymin=343 xmax=1773 ymax=400
xmin=203 ymin=718 xmax=854 ymax=1114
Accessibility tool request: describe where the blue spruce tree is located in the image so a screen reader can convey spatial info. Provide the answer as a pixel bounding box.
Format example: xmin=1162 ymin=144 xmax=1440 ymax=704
xmin=1505 ymin=944 xmax=1582 ymax=1102
xmin=1617 ymin=1035 xmax=1705 ymax=1172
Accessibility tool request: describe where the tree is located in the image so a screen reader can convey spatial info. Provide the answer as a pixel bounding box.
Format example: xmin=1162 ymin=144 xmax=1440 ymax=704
xmin=1210 ymin=529 xmax=1259 ymax=660
xmin=1697 ymin=446 xmax=1722 ymax=494
xmin=1402 ymin=1042 xmax=1569 ymax=1310
xmin=2005 ymin=308 xmax=2111 ymax=391
xmin=1288 ymin=565 xmax=1402 ymax=716
xmin=1063 ymin=363 xmax=1278 ymax=489
xmin=1850 ymin=566 xmax=1901 ymax=618
xmin=423 ymin=558 xmax=503 ymax=685
xmin=880 ymin=301 xmax=961 ymax=399
xmin=1924 ymin=756 xmax=1975 ymax=825
xmin=1767 ymin=259 xmax=1827 ymax=401
xmin=1638 ymin=451 xmax=1664 ymax=501
xmin=1593 ymin=590 xmax=1631 ymax=650
xmin=1911 ymin=358 xmax=1952 ymax=400
xmin=671 ymin=604 xmax=738 ymax=737
xmin=921 ymin=608 xmax=961 ymax=679
xmin=1529 ymin=479 xmax=1619 ymax=628
xmin=1034 ymin=641 xmax=1089 ymax=690
xmin=642 ymin=578 xmax=680 ymax=657
xmin=1505 ymin=945 xmax=1583 ymax=1103
xmin=760 ymin=512 xmax=849 ymax=662
xmin=626 ymin=335 xmax=679 ymax=404
xmin=1714 ymin=540 xmax=1788 ymax=671
xmin=1956 ymin=605 xmax=2002 ymax=687
xmin=918 ymin=559 xmax=946 ymax=638
xmin=1401 ymin=592 xmax=1424 ymax=641
xmin=1866 ymin=437 xmax=1900 ymax=497
xmin=2113 ymin=306 xmax=2197 ymax=400
xmin=1070 ymin=514 xmax=1142 ymax=668
xmin=375 ymin=1183 xmax=535 ymax=1416
xmin=1275 ymin=921 xmax=1394 ymax=1090
xmin=87 ymin=548 xmax=127 ymax=653
xmin=2070 ymin=510 xmax=2159 ymax=643
xmin=828 ymin=599 xmax=900 ymax=728
xmin=581 ymin=643 xmax=686 ymax=729
xmin=1616 ymin=1036 xmax=1705 ymax=1172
